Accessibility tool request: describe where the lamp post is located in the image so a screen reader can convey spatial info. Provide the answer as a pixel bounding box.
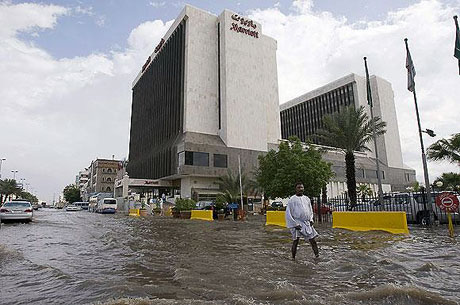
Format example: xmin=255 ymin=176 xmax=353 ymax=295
xmin=0 ymin=158 xmax=5 ymax=179
xmin=19 ymin=178 xmax=25 ymax=190
xmin=436 ymin=180 xmax=443 ymax=193
xmin=11 ymin=170 xmax=18 ymax=180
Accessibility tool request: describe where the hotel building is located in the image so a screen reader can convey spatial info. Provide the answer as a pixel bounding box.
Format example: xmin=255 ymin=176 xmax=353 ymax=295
xmin=127 ymin=5 xmax=280 ymax=199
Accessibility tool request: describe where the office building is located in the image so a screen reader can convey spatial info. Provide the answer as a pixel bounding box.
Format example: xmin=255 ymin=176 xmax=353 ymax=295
xmin=280 ymin=74 xmax=416 ymax=195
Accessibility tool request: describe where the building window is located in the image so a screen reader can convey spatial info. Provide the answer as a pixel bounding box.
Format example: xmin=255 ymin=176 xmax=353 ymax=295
xmin=106 ymin=187 xmax=111 ymax=192
xmin=107 ymin=177 xmax=112 ymax=182
xmin=107 ymin=168 xmax=112 ymax=173
xmin=185 ymin=151 xmax=209 ymax=167
xmin=214 ymin=154 xmax=227 ymax=168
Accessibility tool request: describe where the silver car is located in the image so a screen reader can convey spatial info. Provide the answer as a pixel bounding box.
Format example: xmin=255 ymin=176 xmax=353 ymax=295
xmin=0 ymin=201 xmax=33 ymax=223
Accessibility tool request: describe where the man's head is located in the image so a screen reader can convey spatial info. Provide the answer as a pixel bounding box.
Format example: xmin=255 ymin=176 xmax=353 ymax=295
xmin=295 ymin=182 xmax=304 ymax=196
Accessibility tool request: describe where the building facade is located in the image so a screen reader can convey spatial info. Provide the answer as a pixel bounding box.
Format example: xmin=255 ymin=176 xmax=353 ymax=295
xmin=127 ymin=5 xmax=280 ymax=199
xmin=280 ymin=74 xmax=416 ymax=195
xmin=81 ymin=158 xmax=121 ymax=201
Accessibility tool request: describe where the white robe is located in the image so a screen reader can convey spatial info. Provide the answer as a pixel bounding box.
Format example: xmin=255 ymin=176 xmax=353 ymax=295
xmin=285 ymin=195 xmax=318 ymax=240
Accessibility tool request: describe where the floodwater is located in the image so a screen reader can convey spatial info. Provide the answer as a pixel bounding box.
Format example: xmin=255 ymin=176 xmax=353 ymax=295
xmin=0 ymin=209 xmax=459 ymax=305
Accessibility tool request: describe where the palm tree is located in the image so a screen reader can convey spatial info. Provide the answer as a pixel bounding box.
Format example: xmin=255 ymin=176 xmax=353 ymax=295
xmin=316 ymin=105 xmax=386 ymax=207
xmin=427 ymin=133 xmax=460 ymax=166
xmin=357 ymin=184 xmax=373 ymax=202
xmin=0 ymin=179 xmax=22 ymax=203
xmin=216 ymin=170 xmax=257 ymax=204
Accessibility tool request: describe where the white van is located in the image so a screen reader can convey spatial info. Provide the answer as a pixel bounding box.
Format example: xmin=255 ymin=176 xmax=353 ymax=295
xmin=97 ymin=197 xmax=117 ymax=214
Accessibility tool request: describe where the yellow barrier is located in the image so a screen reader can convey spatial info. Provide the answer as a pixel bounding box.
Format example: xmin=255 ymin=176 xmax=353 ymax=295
xmin=266 ymin=211 xmax=286 ymax=227
xmin=165 ymin=207 xmax=172 ymax=217
xmin=190 ymin=210 xmax=213 ymax=221
xmin=332 ymin=211 xmax=409 ymax=234
xmin=129 ymin=209 xmax=140 ymax=217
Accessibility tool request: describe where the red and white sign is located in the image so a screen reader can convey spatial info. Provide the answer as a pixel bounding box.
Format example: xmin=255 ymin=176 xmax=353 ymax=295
xmin=435 ymin=192 xmax=460 ymax=212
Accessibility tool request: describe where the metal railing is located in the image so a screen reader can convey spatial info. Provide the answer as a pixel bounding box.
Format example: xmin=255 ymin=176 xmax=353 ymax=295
xmin=311 ymin=191 xmax=460 ymax=226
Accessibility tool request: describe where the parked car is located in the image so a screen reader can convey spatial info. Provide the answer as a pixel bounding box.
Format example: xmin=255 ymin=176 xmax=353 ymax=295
xmin=366 ymin=192 xmax=460 ymax=224
xmin=0 ymin=201 xmax=33 ymax=223
xmin=195 ymin=201 xmax=215 ymax=210
xmin=313 ymin=203 xmax=333 ymax=214
xmin=65 ymin=205 xmax=81 ymax=212
xmin=271 ymin=201 xmax=284 ymax=208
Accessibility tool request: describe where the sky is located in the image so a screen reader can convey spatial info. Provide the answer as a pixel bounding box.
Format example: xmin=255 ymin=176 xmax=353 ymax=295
xmin=0 ymin=0 xmax=459 ymax=203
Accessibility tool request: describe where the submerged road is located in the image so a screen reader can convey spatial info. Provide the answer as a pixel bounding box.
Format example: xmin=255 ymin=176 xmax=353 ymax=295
xmin=0 ymin=208 xmax=459 ymax=305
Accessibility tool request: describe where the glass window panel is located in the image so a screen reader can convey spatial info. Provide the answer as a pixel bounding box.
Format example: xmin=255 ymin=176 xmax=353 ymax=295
xmin=214 ymin=154 xmax=227 ymax=168
xmin=193 ymin=152 xmax=209 ymax=166
xmin=185 ymin=151 xmax=193 ymax=165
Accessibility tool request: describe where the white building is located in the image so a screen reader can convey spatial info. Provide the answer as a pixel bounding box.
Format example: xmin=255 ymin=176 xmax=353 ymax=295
xmin=280 ymin=74 xmax=416 ymax=197
xmin=127 ymin=5 xmax=280 ymax=200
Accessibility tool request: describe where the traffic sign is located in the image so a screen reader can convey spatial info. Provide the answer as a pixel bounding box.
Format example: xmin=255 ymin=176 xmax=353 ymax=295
xmin=435 ymin=192 xmax=460 ymax=212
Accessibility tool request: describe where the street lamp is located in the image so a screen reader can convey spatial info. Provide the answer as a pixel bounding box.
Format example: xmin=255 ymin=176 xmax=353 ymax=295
xmin=19 ymin=178 xmax=25 ymax=189
xmin=436 ymin=180 xmax=443 ymax=192
xmin=11 ymin=170 xmax=18 ymax=180
xmin=0 ymin=158 xmax=5 ymax=179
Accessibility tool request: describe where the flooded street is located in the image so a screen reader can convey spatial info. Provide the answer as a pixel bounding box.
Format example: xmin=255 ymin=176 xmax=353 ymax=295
xmin=1 ymin=209 xmax=459 ymax=305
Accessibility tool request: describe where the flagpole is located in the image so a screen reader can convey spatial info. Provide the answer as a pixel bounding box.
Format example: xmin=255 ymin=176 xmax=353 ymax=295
xmin=404 ymin=38 xmax=432 ymax=223
xmin=454 ymin=16 xmax=460 ymax=74
xmin=363 ymin=57 xmax=384 ymax=208
xmin=238 ymin=154 xmax=244 ymax=219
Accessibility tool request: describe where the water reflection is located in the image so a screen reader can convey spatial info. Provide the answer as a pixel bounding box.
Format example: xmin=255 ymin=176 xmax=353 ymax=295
xmin=0 ymin=209 xmax=458 ymax=305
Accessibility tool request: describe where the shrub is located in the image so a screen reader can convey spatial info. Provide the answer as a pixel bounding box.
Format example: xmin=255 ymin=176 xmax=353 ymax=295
xmin=174 ymin=198 xmax=196 ymax=211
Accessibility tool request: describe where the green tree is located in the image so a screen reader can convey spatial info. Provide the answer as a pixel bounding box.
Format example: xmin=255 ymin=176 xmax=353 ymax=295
xmin=18 ymin=191 xmax=38 ymax=203
xmin=256 ymin=136 xmax=333 ymax=199
xmin=316 ymin=106 xmax=386 ymax=206
xmin=0 ymin=179 xmax=22 ymax=203
xmin=427 ymin=133 xmax=460 ymax=166
xmin=63 ymin=184 xmax=81 ymax=203
xmin=433 ymin=172 xmax=460 ymax=192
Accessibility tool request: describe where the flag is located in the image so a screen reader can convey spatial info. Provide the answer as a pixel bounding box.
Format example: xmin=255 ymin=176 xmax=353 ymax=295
xmin=454 ymin=16 xmax=460 ymax=74
xmin=363 ymin=57 xmax=373 ymax=107
xmin=404 ymin=38 xmax=416 ymax=92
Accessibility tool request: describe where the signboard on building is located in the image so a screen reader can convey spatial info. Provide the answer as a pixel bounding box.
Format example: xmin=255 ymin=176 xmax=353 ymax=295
xmin=230 ymin=14 xmax=259 ymax=38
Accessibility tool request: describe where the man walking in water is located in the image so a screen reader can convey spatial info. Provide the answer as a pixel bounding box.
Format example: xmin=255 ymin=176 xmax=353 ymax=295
xmin=285 ymin=182 xmax=319 ymax=259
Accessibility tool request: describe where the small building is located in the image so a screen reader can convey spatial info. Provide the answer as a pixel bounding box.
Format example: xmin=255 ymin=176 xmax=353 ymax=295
xmin=82 ymin=158 xmax=122 ymax=201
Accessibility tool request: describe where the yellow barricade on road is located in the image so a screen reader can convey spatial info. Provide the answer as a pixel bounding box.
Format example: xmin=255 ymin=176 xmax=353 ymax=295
xmin=129 ymin=209 xmax=140 ymax=217
xmin=266 ymin=211 xmax=286 ymax=227
xmin=190 ymin=210 xmax=213 ymax=221
xmin=332 ymin=211 xmax=409 ymax=234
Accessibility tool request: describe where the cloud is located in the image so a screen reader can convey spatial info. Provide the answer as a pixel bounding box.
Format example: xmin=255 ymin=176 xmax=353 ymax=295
xmin=149 ymin=1 xmax=166 ymax=8
xmin=0 ymin=2 xmax=172 ymax=202
xmin=0 ymin=2 xmax=68 ymax=37
xmin=249 ymin=0 xmax=460 ymax=184
xmin=73 ymin=5 xmax=94 ymax=16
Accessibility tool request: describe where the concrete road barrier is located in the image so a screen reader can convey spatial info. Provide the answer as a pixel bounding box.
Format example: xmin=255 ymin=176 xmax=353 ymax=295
xmin=190 ymin=210 xmax=213 ymax=221
xmin=129 ymin=209 xmax=140 ymax=217
xmin=266 ymin=211 xmax=286 ymax=227
xmin=332 ymin=211 xmax=409 ymax=234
